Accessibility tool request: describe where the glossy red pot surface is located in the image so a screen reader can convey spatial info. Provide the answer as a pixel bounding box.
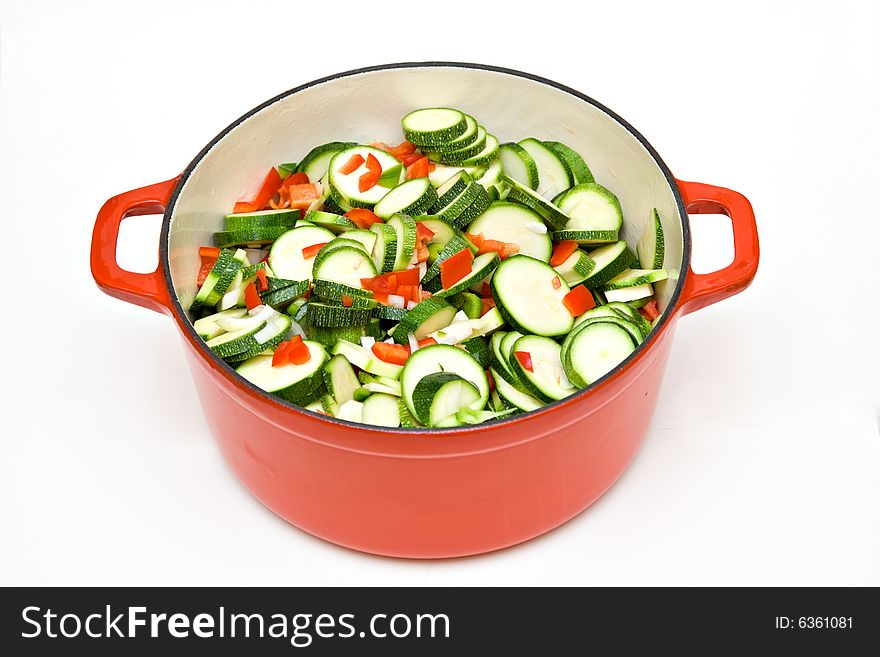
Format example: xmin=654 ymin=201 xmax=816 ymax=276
xmin=91 ymin=63 xmax=758 ymax=558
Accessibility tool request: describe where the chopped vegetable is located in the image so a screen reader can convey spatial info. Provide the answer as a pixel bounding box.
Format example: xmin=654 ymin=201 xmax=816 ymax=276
xmin=550 ymin=240 xmax=578 ymax=266
xmin=639 ymin=300 xmax=660 ymax=322
xmin=372 ymin=342 xmax=410 ymax=365
xmin=286 ymin=335 xmax=311 ymax=365
xmin=562 ymin=284 xmax=595 ymax=316
xmin=514 ymin=351 xmax=534 ymax=372
xmin=344 ymin=208 xmax=384 ymax=228
xmin=339 ymin=154 xmax=365 ymax=175
xmin=406 ymin=156 xmax=431 ymax=180
xmin=244 ymin=282 xmax=261 ymax=311
xmin=359 ymin=154 xmax=382 ymax=192
xmin=232 ymin=201 xmax=259 ymax=214
xmin=255 ymin=268 xmax=268 ymax=291
xmin=254 ymin=168 xmax=283 ymax=210
xmin=440 ymin=248 xmax=475 ymax=290
xmin=301 ymin=242 xmax=328 ymax=259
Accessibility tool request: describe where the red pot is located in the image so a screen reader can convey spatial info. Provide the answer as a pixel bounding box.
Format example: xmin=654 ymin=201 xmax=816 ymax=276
xmin=91 ymin=63 xmax=758 ymax=558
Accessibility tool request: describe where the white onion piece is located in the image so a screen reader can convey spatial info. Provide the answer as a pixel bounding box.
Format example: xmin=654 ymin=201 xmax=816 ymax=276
xmin=524 ymin=223 xmax=548 ymax=234
xmin=453 ymin=310 xmax=469 ymax=322
xmin=408 ymin=332 xmax=420 ymax=354
xmin=289 ymin=322 xmax=306 ymax=339
xmin=360 ymin=336 xmax=376 ymax=349
xmin=388 ymin=294 xmax=406 ymax=308
xmin=418 ymin=261 xmax=428 ymax=280
xmin=406 ymin=300 xmax=418 ymax=310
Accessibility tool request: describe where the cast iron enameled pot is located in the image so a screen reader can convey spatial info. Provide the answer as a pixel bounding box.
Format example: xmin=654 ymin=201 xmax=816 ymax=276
xmin=91 ymin=63 xmax=758 ymax=558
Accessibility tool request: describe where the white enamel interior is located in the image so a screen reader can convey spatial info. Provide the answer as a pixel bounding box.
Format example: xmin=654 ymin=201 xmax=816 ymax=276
xmin=167 ymin=66 xmax=684 ymax=310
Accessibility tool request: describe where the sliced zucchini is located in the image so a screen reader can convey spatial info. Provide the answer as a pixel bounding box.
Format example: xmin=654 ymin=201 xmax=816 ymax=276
xmin=562 ymin=321 xmax=637 ymax=388
xmin=411 ymin=372 xmax=482 ymax=427
xmin=398 ymin=396 xmax=421 ymax=428
xmin=328 ymin=145 xmax=402 ymax=208
xmin=236 ymin=341 xmax=328 ymax=405
xmin=543 ymin=141 xmax=594 ymax=184
xmin=332 ymin=339 xmax=404 ymax=380
xmin=490 ymin=255 xmax=573 ymax=337
xmin=603 ymin=283 xmax=654 ymax=303
xmin=459 ymin=133 xmax=499 ymax=167
xmin=224 ymin=209 xmax=299 ymax=232
xmin=362 ymin=393 xmax=402 ymax=428
xmin=311 ymin=280 xmax=373 ymax=302
xmin=550 ymin=229 xmax=619 ymax=246
xmin=205 ymin=314 xmax=268 ymax=359
xmin=386 ymin=213 xmax=418 ymax=271
xmin=507 ymin=335 xmax=576 ymax=402
xmin=638 ymin=208 xmax=665 ymax=269
xmin=373 ymin=304 xmax=408 ymax=322
xmin=499 ymin=142 xmax=539 ymax=189
xmin=390 ymin=297 xmax=456 ymax=343
xmin=400 ymin=344 xmax=489 ymax=419
xmin=259 ymin=277 xmax=310 ymax=307
xmin=435 ymin=252 xmax=500 ymax=297
xmin=429 ymin=125 xmax=487 ymax=163
xmin=421 ymin=235 xmax=474 ymax=285
xmin=554 ymin=183 xmax=623 ymax=232
xmin=322 ymin=354 xmax=361 ymax=405
xmin=402 ymin=108 xmax=467 ymax=146
xmin=474 ymin=159 xmax=504 ymax=192
xmin=296 ymin=141 xmax=357 ymax=183
xmin=312 ymin=245 xmax=377 ymax=289
xmin=306 ymin=301 xmax=372 ymax=328
xmin=518 ymin=138 xmax=573 ymax=199
xmin=302 ymin=317 xmax=384 ymax=348
xmin=434 ymin=172 xmax=472 ymax=208
xmin=460 ymin=336 xmax=493 ymax=368
xmin=268 ymin=225 xmax=336 ymax=281
xmin=213 ymin=226 xmax=289 ymax=248
xmin=370 ymin=223 xmax=398 ymax=273
xmin=427 ymin=114 xmax=479 ymax=153
xmin=582 ymin=241 xmax=635 ymax=289
xmin=194 ymin=307 xmax=248 ymax=340
xmin=602 ymin=268 xmax=669 ymax=290
xmin=373 ymin=177 xmax=438 ymax=219
xmin=303 ymin=210 xmax=355 ymax=234
xmin=335 ymin=399 xmax=365 ymax=423
xmin=492 ymin=367 xmax=544 ymax=412
xmin=503 ymin=176 xmax=571 ymax=230
xmin=465 ymin=202 xmax=552 ymax=262
xmin=190 ymin=248 xmax=246 ymax=312
xmin=553 ymin=248 xmax=596 ymax=286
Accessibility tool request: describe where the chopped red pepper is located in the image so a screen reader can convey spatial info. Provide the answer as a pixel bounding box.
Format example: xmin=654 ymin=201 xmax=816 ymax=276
xmin=478 ymin=239 xmax=519 ymax=260
xmin=551 ymin=275 xmax=561 ymax=289
xmin=406 ymin=156 xmax=431 ymax=180
xmin=394 ymin=267 xmax=421 ymax=287
xmin=514 ymin=351 xmax=534 ymax=372
xmin=344 ymin=208 xmax=384 ymax=228
xmin=399 ymin=153 xmax=425 ymax=167
xmin=360 ymin=267 xmax=421 ymax=295
xmin=286 ymin=183 xmax=320 ymax=211
xmin=639 ymin=300 xmax=660 ymax=322
xmin=389 ymin=140 xmax=417 ymax=158
xmin=373 ymin=292 xmax=390 ymax=305
xmin=339 ymin=154 xmax=365 ymax=175
xmin=302 ymin=242 xmax=328 ymax=259
xmin=416 ymin=222 xmax=435 ymax=242
xmin=562 ymin=285 xmax=595 ymax=316
xmin=282 ymin=171 xmax=310 ymax=187
xmin=341 ymin=295 xmax=353 ymax=307
xmin=372 ymin=342 xmax=410 ymax=366
xmin=233 ymin=201 xmax=259 ymax=214
xmin=253 ymin=167 xmax=283 ymax=210
xmin=480 ymin=297 xmax=496 ymax=316
xmin=419 ymin=289 xmax=433 ymax=301
xmin=465 ymin=232 xmax=485 ymax=249
xmin=485 ymin=369 xmax=495 ymax=393
xmin=199 ymin=246 xmax=221 ymax=259
xmin=255 ymin=268 xmax=269 ymax=291
xmin=550 ymin=240 xmax=578 ymax=267
xmin=417 ymin=337 xmax=437 ymax=348
xmin=395 ymin=284 xmax=420 ymax=304
xmin=415 ymin=241 xmax=430 ymax=263
xmin=358 ymin=154 xmax=382 ymax=192
xmin=439 ymin=248 xmax=474 ymax=290
xmin=287 ymin=335 xmax=311 ymax=365
xmin=480 ymin=282 xmax=491 ymax=297
xmin=244 ymin=282 xmax=262 ymax=310
xmin=197 ymin=248 xmax=220 ymax=287
xmin=272 ymin=341 xmax=293 ymax=368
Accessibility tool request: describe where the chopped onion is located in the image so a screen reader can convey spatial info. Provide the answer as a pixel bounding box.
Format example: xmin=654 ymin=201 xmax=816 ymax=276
xmin=360 ymin=336 xmax=376 ymax=349
xmin=388 ymin=294 xmax=406 ymax=308
xmin=383 ymin=337 xmax=396 ymax=344
xmin=525 ymin=223 xmax=548 ymax=234
xmin=453 ymin=310 xmax=469 ymax=322
xmin=289 ymin=321 xmax=306 ymax=339
xmin=254 ymin=321 xmax=278 ymax=344
xmin=418 ymin=261 xmax=428 ymax=280
xmin=408 ymin=332 xmax=420 ymax=354
xmin=406 ymin=300 xmax=418 ymax=310
xmin=219 ymin=287 xmax=241 ymax=311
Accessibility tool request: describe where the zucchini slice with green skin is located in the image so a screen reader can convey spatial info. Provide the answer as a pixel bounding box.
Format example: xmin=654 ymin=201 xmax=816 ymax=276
xmin=432 ymin=180 xmax=484 ymax=221
xmin=543 ymin=141 xmax=594 ymax=184
xmin=322 ymin=190 xmax=351 ymax=215
xmin=207 ymin=313 xmax=288 ymax=359
xmin=191 ymin=248 xmax=248 ymax=311
xmin=428 ymin=163 xmax=485 ymax=188
xmin=435 ymin=252 xmax=500 ymax=298
xmin=416 ymin=216 xmax=472 ymax=255
xmin=296 ymin=141 xmax=356 ymax=183
xmin=224 ymin=209 xmax=300 ymax=231
xmin=491 ymin=367 xmax=544 ymax=412
xmin=459 ymin=133 xmax=500 ymax=167
xmin=553 ymin=248 xmax=596 ymax=285
xmin=312 ymin=245 xmax=377 ymax=289
xmin=603 ymin=283 xmax=654 ymax=303
xmin=328 ymin=146 xmax=403 ymax=208
xmin=604 ymin=302 xmax=653 ymax=337
xmin=475 ymin=159 xmax=504 ymax=191
xmin=321 ymin=393 xmax=340 ymax=416
xmin=562 ymin=321 xmax=637 ymax=388
xmin=193 ymin=307 xmax=248 ymax=340
xmin=398 ymin=396 xmax=421 ymax=427
xmin=460 ymin=336 xmax=493 ymax=368
xmin=449 ymin=190 xmax=492 ymax=229
xmin=453 ymin=292 xmax=482 ymax=319
xmin=373 ymin=304 xmax=408 ymax=321
xmin=259 ymin=277 xmax=311 ymax=307
xmin=518 ymin=137 xmax=574 ymax=199
xmin=370 ymin=223 xmax=398 ymax=273
xmin=390 ymin=297 xmax=457 ymax=343
xmin=490 ymin=332 xmax=515 ymax=382
xmin=386 ymin=213 xmax=418 ymax=271
xmin=302 ymin=318 xmax=384 ymax=348
xmin=411 ymin=372 xmax=482 ymax=427
xmin=426 ymin=114 xmax=479 ymax=153
xmin=553 ymin=183 xmax=623 ymax=232
xmin=581 ymin=241 xmax=635 ymax=289
xmin=499 ymin=142 xmax=539 ymax=190
xmin=312 ymin=280 xmax=373 ymax=302
xmin=341 ymin=228 xmax=377 ymax=254
xmin=495 ymin=330 xmax=525 ymax=386
xmin=402 ymin=108 xmax=468 ymax=146
xmin=434 ymin=172 xmax=472 ymax=208
xmin=269 ymin=225 xmax=336 ymax=281
xmin=401 ymin=344 xmax=489 ymax=419
xmin=277 ymin=162 xmax=297 ymax=178
xmin=214 ymin=225 xmax=289 ymax=248
xmin=236 ymin=341 xmax=328 ymax=405
xmin=362 ymin=393 xmax=402 ymax=428
xmin=562 ymin=316 xmax=643 ymax=369
xmin=466 ymin=202 xmax=552 ymax=262
xmin=306 ymin=301 xmax=373 ymax=328
xmin=550 ymin=229 xmax=619 ymax=246
xmin=429 ymin=126 xmax=488 ymax=164
xmin=638 ymin=208 xmax=665 ymax=269
xmin=332 ymin=339 xmax=403 ymax=379
xmin=490 ymin=255 xmax=573 ymax=337
xmin=303 ymin=210 xmax=356 ymax=234
xmin=503 ymin=176 xmax=571 ymax=230
xmin=373 ymin=178 xmax=438 ymax=219
xmin=322 ymin=354 xmax=362 ymax=405
xmin=508 ymin=335 xmax=576 ymax=402
xmin=602 ymin=268 xmax=669 ymax=290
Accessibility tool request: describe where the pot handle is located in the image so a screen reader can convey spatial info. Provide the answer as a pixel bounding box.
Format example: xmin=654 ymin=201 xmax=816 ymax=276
xmin=90 ymin=178 xmax=180 ymax=314
xmin=676 ymin=180 xmax=759 ymax=314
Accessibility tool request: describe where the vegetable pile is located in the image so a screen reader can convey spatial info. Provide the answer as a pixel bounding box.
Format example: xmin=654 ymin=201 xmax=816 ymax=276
xmin=189 ymin=107 xmax=667 ymax=428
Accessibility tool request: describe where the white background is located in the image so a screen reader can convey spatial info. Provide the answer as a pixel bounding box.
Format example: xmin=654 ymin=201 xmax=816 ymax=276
xmin=1 ymin=0 xmax=878 ymax=586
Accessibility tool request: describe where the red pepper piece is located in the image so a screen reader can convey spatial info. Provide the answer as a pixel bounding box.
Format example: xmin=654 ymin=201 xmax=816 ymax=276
xmin=272 ymin=341 xmax=292 ymax=368
xmin=341 ymin=295 xmax=353 ymax=307
xmin=287 ymin=335 xmax=311 ymax=365
xmin=372 ymin=342 xmax=410 ymax=366
xmin=358 ymin=154 xmax=382 ymax=192
xmin=439 ymin=248 xmax=474 ymax=290
xmin=244 ymin=282 xmax=261 ymax=310
xmin=406 ymin=156 xmax=430 ymax=180
xmin=639 ymin=300 xmax=660 ymax=322
xmin=550 ymin=240 xmax=578 ymax=267
xmin=416 ymin=222 xmax=435 ymax=242
xmin=344 ymin=208 xmax=384 ymax=228
xmin=485 ymin=369 xmax=495 ymax=393
xmin=253 ymin=167 xmax=283 ymax=210
xmin=255 ymin=268 xmax=269 ymax=292
xmin=338 ymin=154 xmax=365 ymax=175
xmin=551 ymin=275 xmax=561 ymax=289
xmin=562 ymin=285 xmax=595 ymax=316
xmin=417 ymin=337 xmax=437 ymax=348
xmin=465 ymin=232 xmax=485 ymax=249
xmin=514 ymin=351 xmax=534 ymax=372
xmin=233 ymin=201 xmax=259 ymax=214
xmin=301 ymin=242 xmax=328 ymax=259
xmin=480 ymin=297 xmax=496 ymax=316
xmin=287 ymin=183 xmax=319 ymax=211
xmin=282 ymin=171 xmax=310 ymax=187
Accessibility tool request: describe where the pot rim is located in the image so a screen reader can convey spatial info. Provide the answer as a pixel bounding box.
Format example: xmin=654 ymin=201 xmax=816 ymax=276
xmin=160 ymin=61 xmax=691 ymax=437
